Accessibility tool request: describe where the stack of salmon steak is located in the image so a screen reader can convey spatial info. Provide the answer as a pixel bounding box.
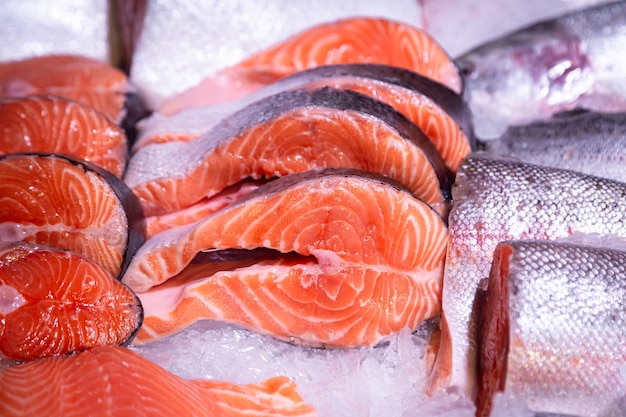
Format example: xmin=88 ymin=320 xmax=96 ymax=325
xmin=0 ymin=7 xmax=477 ymax=416
xmin=3 ymin=2 xmax=626 ymax=417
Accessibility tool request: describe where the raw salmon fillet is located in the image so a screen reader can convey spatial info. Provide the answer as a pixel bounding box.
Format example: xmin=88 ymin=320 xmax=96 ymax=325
xmin=124 ymin=169 xmax=448 ymax=348
xmin=0 ymin=346 xmax=317 ymax=417
xmin=0 ymin=54 xmax=130 ymax=124
xmin=0 ymin=242 xmax=142 ymax=361
xmin=0 ymin=153 xmax=145 ymax=278
xmin=0 ymin=95 xmax=128 ymax=177
xmin=158 ymin=17 xmax=461 ymax=114
xmin=136 ymin=64 xmax=474 ymax=172
xmin=125 ymin=87 xmax=453 ymax=220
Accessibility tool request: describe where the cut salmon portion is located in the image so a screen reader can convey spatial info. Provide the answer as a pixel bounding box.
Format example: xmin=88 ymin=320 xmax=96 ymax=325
xmin=125 ymin=87 xmax=453 ymax=219
xmin=136 ymin=64 xmax=474 ymax=172
xmin=158 ymin=17 xmax=462 ymax=114
xmin=0 ymin=345 xmax=317 ymax=417
xmin=0 ymin=54 xmax=130 ymax=124
xmin=0 ymin=153 xmax=145 ymax=278
xmin=0 ymin=95 xmax=128 ymax=177
xmin=0 ymin=242 xmax=142 ymax=361
xmin=123 ymin=169 xmax=448 ymax=348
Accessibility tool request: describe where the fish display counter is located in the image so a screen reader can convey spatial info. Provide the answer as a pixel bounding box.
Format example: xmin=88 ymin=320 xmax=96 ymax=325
xmin=1 ymin=1 xmax=625 ymax=417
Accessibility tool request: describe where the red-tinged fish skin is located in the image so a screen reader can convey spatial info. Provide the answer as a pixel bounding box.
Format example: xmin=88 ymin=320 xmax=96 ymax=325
xmin=0 ymin=346 xmax=317 ymax=417
xmin=0 ymin=242 xmax=142 ymax=361
xmin=458 ymin=1 xmax=626 ymax=138
xmin=158 ymin=17 xmax=461 ymax=114
xmin=0 ymin=153 xmax=145 ymax=278
xmin=477 ymin=240 xmax=626 ymax=417
xmin=429 ymin=152 xmax=626 ymax=400
xmin=0 ymin=54 xmax=130 ymax=124
xmin=0 ymin=95 xmax=128 ymax=178
xmin=125 ymin=87 xmax=452 ymax=218
xmin=124 ymin=169 xmax=447 ymax=347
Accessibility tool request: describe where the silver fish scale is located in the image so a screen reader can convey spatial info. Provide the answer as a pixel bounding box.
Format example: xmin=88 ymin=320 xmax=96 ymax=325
xmin=504 ymin=240 xmax=626 ymax=416
xmin=438 ymin=152 xmax=626 ymax=396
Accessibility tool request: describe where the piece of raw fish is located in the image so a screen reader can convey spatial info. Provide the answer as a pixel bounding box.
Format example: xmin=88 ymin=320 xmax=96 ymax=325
xmin=477 ymin=240 xmax=626 ymax=417
xmin=135 ymin=64 xmax=474 ymax=173
xmin=0 ymin=241 xmax=142 ymax=362
xmin=0 ymin=346 xmax=317 ymax=417
xmin=0 ymin=54 xmax=132 ymax=125
xmin=0 ymin=0 xmax=110 ymax=63
xmin=479 ymin=110 xmax=626 ymax=182
xmin=0 ymin=95 xmax=128 ymax=178
xmin=428 ymin=152 xmax=626 ymax=400
xmin=125 ymin=87 xmax=453 ymax=219
xmin=131 ymin=0 xmax=424 ymax=109
xmin=0 ymin=153 xmax=145 ymax=278
xmin=457 ymin=1 xmax=626 ymax=138
xmin=419 ymin=0 xmax=612 ymax=57
xmin=124 ymin=168 xmax=448 ymax=348
xmin=158 ymin=17 xmax=461 ymax=114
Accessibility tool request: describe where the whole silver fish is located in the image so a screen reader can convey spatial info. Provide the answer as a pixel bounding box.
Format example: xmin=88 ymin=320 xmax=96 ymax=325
xmin=427 ymin=152 xmax=626 ymax=401
xmin=477 ymin=240 xmax=626 ymax=417
xmin=479 ymin=111 xmax=626 ymax=183
xmin=457 ymin=1 xmax=626 ymax=138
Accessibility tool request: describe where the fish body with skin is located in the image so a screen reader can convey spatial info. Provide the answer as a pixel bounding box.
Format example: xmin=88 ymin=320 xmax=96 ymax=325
xmin=480 ymin=110 xmax=626 ymax=182
xmin=477 ymin=240 xmax=626 ymax=417
xmin=428 ymin=152 xmax=626 ymax=401
xmin=457 ymin=1 xmax=626 ymax=138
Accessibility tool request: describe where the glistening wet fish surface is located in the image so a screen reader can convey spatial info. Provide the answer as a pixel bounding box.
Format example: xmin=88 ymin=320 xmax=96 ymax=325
xmin=124 ymin=168 xmax=448 ymax=348
xmin=428 ymin=152 xmax=626 ymax=401
xmin=477 ymin=240 xmax=626 ymax=417
xmin=479 ymin=110 xmax=626 ymax=183
xmin=457 ymin=1 xmax=626 ymax=138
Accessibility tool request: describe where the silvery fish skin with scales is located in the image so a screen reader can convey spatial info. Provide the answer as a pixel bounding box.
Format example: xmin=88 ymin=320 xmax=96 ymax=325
xmin=457 ymin=1 xmax=626 ymax=138
xmin=477 ymin=240 xmax=626 ymax=417
xmin=428 ymin=152 xmax=626 ymax=401
xmin=480 ymin=110 xmax=626 ymax=183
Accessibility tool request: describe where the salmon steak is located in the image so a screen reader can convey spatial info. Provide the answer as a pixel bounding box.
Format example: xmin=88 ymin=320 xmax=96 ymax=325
xmin=0 ymin=345 xmax=317 ymax=417
xmin=136 ymin=64 xmax=474 ymax=172
xmin=123 ymin=169 xmax=448 ymax=348
xmin=0 ymin=242 xmax=142 ymax=361
xmin=0 ymin=54 xmax=131 ymax=124
xmin=0 ymin=153 xmax=145 ymax=278
xmin=158 ymin=17 xmax=462 ymax=114
xmin=125 ymin=87 xmax=453 ymax=222
xmin=0 ymin=95 xmax=128 ymax=177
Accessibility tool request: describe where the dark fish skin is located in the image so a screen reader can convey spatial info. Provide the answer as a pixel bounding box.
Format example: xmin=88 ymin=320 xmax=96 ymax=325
xmin=479 ymin=111 xmax=626 ymax=183
xmin=428 ymin=152 xmax=626 ymax=400
xmin=278 ymin=64 xmax=475 ymax=148
xmin=477 ymin=240 xmax=626 ymax=417
xmin=456 ymin=1 xmax=626 ymax=138
xmin=135 ymin=63 xmax=475 ymax=166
